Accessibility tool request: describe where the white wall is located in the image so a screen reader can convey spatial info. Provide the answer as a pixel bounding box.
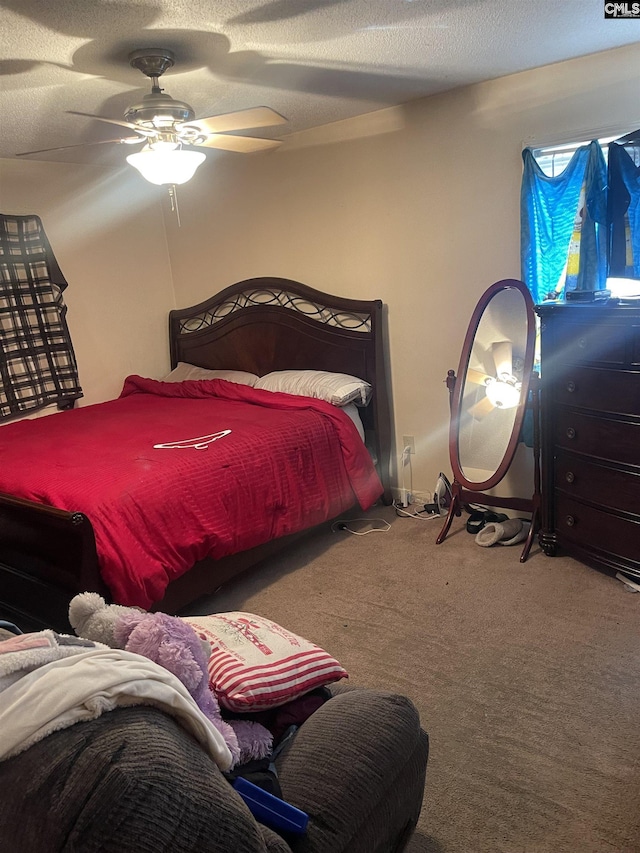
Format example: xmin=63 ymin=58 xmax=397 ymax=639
xmin=163 ymin=43 xmax=640 ymax=500
xmin=0 ymin=159 xmax=176 ymax=411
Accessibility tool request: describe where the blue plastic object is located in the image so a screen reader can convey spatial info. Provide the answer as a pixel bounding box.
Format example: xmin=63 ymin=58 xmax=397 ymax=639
xmin=233 ymin=777 xmax=309 ymax=835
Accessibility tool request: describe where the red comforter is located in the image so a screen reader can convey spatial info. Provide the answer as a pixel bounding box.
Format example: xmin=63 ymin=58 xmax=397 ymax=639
xmin=0 ymin=376 xmax=382 ymax=607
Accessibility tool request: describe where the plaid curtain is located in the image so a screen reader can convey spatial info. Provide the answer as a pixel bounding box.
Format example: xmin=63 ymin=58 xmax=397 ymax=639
xmin=0 ymin=214 xmax=83 ymax=420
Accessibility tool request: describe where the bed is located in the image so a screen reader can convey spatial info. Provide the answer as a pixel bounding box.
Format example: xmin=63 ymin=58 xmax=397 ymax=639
xmin=0 ymin=277 xmax=392 ymax=632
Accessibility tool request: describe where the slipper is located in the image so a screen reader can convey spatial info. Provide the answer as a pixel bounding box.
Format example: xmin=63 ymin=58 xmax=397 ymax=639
xmin=500 ymin=520 xmax=531 ymax=546
xmin=475 ymin=518 xmax=522 ymax=547
xmin=466 ymin=510 xmax=487 ymax=534
xmin=466 ymin=510 xmax=508 ymax=534
xmin=475 ymin=518 xmax=531 ymax=547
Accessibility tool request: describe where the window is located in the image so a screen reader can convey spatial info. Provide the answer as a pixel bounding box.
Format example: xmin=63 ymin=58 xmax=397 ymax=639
xmin=521 ymin=133 xmax=640 ymax=303
xmin=0 ymin=215 xmax=83 ymax=420
xmin=532 ymin=137 xmax=640 ymax=176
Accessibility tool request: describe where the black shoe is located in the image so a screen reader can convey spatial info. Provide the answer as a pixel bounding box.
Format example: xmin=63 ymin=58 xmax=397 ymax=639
xmin=466 ymin=510 xmax=508 ymax=534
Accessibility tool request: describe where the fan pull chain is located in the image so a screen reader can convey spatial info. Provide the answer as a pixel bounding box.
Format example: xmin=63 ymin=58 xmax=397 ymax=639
xmin=168 ymin=184 xmax=181 ymax=227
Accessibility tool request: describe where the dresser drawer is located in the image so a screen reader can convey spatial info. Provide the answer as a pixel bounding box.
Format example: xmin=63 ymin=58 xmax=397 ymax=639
xmin=555 ymin=451 xmax=640 ymax=512
xmin=551 ymin=365 xmax=640 ymax=415
xmin=555 ymin=408 xmax=640 ymax=467
xmin=550 ymin=320 xmax=640 ymax=366
xmin=554 ymin=493 xmax=640 ymax=560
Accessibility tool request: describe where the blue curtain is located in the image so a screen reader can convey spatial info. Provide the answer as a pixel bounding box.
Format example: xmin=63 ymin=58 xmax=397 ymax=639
xmin=520 ymin=141 xmax=608 ymax=303
xmin=607 ymin=142 xmax=640 ymax=278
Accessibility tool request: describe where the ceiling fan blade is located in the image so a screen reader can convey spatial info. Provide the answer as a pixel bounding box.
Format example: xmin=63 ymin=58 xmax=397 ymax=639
xmin=467 ymin=368 xmax=493 ymax=386
xmin=468 ymin=395 xmax=495 ymax=421
xmin=67 ymin=110 xmax=145 ymax=133
xmin=491 ymin=341 xmax=513 ymax=380
xmin=195 ymin=134 xmax=282 ymax=153
xmin=16 ymin=137 xmax=143 ymax=157
xmin=183 ymin=106 xmax=287 ymax=135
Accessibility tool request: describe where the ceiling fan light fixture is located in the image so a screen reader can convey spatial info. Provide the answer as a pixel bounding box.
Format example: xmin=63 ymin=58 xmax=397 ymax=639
xmin=16 ymin=51 xmax=287 ymax=171
xmin=150 ymin=114 xmax=185 ymax=129
xmin=148 ymin=137 xmax=180 ymax=152
xmin=126 ymin=146 xmax=206 ymax=185
xmin=124 ymin=93 xmax=196 ymax=127
xmin=485 ymin=378 xmax=521 ymax=410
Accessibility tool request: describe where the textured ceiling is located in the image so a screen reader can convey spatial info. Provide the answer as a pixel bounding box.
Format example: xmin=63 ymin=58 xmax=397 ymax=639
xmin=1 ymin=0 xmax=639 ymax=166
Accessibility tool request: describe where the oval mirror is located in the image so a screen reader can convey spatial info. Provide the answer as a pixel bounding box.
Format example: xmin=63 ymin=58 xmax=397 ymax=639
xmin=451 ymin=279 xmax=536 ymax=491
xmin=436 ymin=279 xmax=539 ymax=562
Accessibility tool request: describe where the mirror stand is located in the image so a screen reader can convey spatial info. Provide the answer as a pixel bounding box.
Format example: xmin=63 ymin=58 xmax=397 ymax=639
xmin=434 ymin=279 xmax=541 ymax=563
xmin=436 ymin=370 xmax=541 ymax=562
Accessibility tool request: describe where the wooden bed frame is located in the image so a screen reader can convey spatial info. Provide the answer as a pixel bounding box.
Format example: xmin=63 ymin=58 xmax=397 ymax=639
xmin=0 ymin=277 xmax=392 ymax=632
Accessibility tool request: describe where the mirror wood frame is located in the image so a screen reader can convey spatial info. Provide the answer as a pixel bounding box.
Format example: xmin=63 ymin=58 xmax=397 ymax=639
xmin=436 ymin=279 xmax=541 ymax=562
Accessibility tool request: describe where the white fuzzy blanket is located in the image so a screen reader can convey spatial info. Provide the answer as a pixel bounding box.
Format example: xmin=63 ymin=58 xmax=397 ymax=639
xmin=0 ymin=630 xmax=232 ymax=769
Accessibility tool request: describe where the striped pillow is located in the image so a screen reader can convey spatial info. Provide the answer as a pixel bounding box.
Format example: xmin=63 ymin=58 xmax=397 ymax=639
xmin=184 ymin=612 xmax=348 ymax=712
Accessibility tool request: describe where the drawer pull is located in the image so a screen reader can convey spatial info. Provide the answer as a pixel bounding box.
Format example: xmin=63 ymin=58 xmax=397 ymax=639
xmin=566 ymin=380 xmax=576 ymax=393
xmin=565 ymin=515 xmax=576 ymax=527
xmin=566 ymin=427 xmax=576 ymax=439
xmin=565 ymin=471 xmax=575 ymax=484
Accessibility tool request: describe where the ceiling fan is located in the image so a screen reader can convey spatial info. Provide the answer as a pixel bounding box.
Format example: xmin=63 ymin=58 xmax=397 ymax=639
xmin=466 ymin=340 xmax=524 ymax=420
xmin=16 ymin=48 xmax=287 ymax=183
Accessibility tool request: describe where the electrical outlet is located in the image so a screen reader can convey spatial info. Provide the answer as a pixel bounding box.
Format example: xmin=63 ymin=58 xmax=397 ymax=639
xmin=402 ymin=435 xmax=415 ymax=454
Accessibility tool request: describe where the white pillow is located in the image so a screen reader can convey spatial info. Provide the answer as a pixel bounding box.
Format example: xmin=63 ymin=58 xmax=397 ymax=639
xmin=184 ymin=612 xmax=349 ymax=712
xmin=163 ymin=362 xmax=258 ymax=386
xmin=254 ymin=370 xmax=372 ymax=407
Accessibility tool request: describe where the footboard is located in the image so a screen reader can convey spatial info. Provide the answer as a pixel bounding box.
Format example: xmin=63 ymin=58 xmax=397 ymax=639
xmin=0 ymin=492 xmax=351 ymax=633
xmin=0 ymin=492 xmax=106 ymax=631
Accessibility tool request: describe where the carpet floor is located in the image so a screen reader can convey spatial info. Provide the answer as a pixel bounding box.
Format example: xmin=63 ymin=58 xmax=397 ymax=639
xmin=182 ymin=504 xmax=640 ymax=853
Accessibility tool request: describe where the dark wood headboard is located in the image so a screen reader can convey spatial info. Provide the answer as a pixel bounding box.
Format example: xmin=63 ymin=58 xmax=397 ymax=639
xmin=169 ymin=277 xmax=392 ymax=502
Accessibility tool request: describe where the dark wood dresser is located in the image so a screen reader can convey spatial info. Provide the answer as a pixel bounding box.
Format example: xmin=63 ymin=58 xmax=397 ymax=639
xmin=535 ymin=300 xmax=640 ymax=581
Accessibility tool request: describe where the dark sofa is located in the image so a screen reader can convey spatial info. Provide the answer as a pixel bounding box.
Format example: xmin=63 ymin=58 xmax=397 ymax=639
xmin=0 ymin=682 xmax=428 ymax=852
